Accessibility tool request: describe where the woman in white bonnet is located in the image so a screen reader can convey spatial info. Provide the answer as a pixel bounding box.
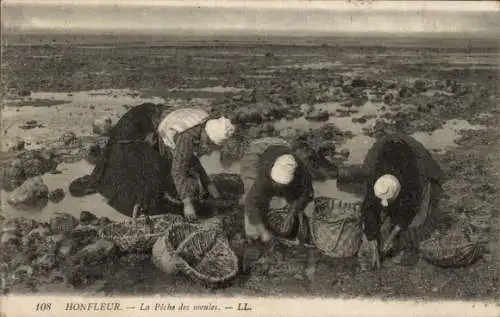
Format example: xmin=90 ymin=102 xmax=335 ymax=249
xmin=360 ymin=132 xmax=445 ymax=269
xmin=70 ymin=104 xmax=235 ymax=224
xmin=240 ymin=137 xmax=314 ymax=244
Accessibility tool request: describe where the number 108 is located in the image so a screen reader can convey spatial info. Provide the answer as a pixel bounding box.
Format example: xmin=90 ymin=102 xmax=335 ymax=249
xmin=36 ymin=303 xmax=52 ymax=311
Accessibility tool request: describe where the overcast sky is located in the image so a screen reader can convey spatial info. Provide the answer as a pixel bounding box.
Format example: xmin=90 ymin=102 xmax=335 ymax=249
xmin=3 ymin=1 xmax=499 ymax=34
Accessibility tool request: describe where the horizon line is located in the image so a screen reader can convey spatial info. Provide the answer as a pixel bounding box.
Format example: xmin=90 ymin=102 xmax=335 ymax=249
xmin=4 ymin=0 xmax=500 ymax=12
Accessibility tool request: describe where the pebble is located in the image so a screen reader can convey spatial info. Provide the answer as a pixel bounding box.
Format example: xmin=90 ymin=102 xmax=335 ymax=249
xmin=294 ymin=274 xmax=304 ymax=281
xmin=80 ymin=211 xmax=98 ymax=224
xmin=27 ymin=226 xmax=51 ymax=240
xmin=48 ymin=188 xmax=66 ymax=203
xmin=1 ymin=232 xmax=20 ymax=245
xmin=92 ymin=116 xmax=113 ymax=136
xmin=71 ymin=239 xmax=117 ymax=264
xmin=59 ymin=131 xmax=77 ymax=146
xmin=36 ymin=254 xmax=57 ymax=269
xmin=50 ymin=213 xmax=78 ymax=234
xmin=58 ymin=238 xmax=78 ymax=258
xmin=305 ymin=266 xmax=317 ymax=282
xmin=13 ymin=265 xmax=34 ymax=279
xmin=1 ymin=165 xmax=27 ymax=192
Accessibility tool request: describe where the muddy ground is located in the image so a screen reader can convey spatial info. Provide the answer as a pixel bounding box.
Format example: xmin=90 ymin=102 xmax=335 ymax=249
xmin=1 ymin=36 xmax=499 ymax=300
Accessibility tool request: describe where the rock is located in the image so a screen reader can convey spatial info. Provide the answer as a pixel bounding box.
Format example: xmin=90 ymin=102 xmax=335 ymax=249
xmin=409 ymin=118 xmax=443 ymax=133
xmin=27 ymin=226 xmax=51 ymax=240
xmin=2 ymin=218 xmax=36 ymax=236
xmin=58 ymin=238 xmax=78 ymax=258
xmin=233 ymin=106 xmax=264 ymax=124
xmin=1 ymin=232 xmax=20 ymax=245
xmin=248 ymin=124 xmax=275 ymax=139
xmin=19 ymin=120 xmax=43 ymax=130
xmin=59 ymin=131 xmax=78 ymax=146
xmin=305 ymin=108 xmax=329 ymax=122
xmin=47 ymin=234 xmax=66 ymax=246
xmin=50 ymin=213 xmax=78 ymax=234
xmin=383 ymin=91 xmax=399 ymax=105
xmin=64 ymin=264 xmax=104 ymax=287
xmin=7 ymin=137 xmax=25 ymax=152
xmin=337 ymin=165 xmax=366 ymax=185
xmin=300 ymin=104 xmax=315 ymax=114
xmin=84 ymin=142 xmax=104 ymax=165
xmin=384 ymin=80 xmax=398 ymax=89
xmin=92 ymin=116 xmax=113 ymax=136
xmin=35 ymin=254 xmax=57 ymax=269
xmin=71 ymin=239 xmax=117 ymax=264
xmin=413 ymin=79 xmax=428 ymax=93
xmin=278 ymin=127 xmax=300 ymax=141
xmin=80 ymin=211 xmax=98 ymax=225
xmin=305 ymin=265 xmax=317 ymax=282
xmin=19 ymin=90 xmax=31 ymax=97
xmin=48 ymin=188 xmax=65 ymax=203
xmin=352 ymin=116 xmax=367 ymax=124
xmin=0 ymin=165 xmax=27 ymax=192
xmin=13 ymin=265 xmax=34 ymax=280
xmin=19 ymin=150 xmax=59 ymax=178
xmin=98 ymin=217 xmax=112 ymax=227
xmin=351 ymin=78 xmax=368 ymax=88
xmin=398 ymin=85 xmax=414 ymax=98
xmin=7 ymin=177 xmax=49 ymax=206
xmin=339 ymin=148 xmax=350 ymax=159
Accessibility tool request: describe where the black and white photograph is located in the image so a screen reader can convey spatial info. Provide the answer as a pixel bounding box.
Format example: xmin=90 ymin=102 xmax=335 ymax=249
xmin=0 ymin=0 xmax=498 ymax=315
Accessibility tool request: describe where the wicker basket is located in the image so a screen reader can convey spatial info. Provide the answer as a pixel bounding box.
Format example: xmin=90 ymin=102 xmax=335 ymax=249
xmin=306 ymin=197 xmax=363 ymax=258
xmin=98 ymin=214 xmax=183 ymax=252
xmin=420 ymin=219 xmax=488 ymax=268
xmin=176 ymin=229 xmax=239 ymax=285
xmin=267 ymin=207 xmax=294 ymax=237
xmin=151 ymin=222 xmax=201 ymax=274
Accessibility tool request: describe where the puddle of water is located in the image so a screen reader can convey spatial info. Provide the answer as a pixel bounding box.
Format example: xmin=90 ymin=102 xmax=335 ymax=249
xmin=1 ymin=89 xmax=166 ymax=151
xmin=168 ymin=86 xmax=248 ymax=93
xmin=270 ymin=61 xmax=344 ymax=70
xmin=1 ymin=160 xmax=124 ymax=222
xmin=275 ymin=101 xmax=384 ymax=135
xmin=32 ymin=55 xmax=63 ymax=59
xmin=411 ymin=119 xmax=486 ymax=152
xmin=421 ymin=89 xmax=455 ymax=97
xmin=27 ymin=89 xmax=165 ymax=104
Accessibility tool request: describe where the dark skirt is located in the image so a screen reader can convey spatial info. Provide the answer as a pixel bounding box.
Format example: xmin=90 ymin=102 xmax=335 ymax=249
xmin=93 ymin=141 xmax=183 ymax=218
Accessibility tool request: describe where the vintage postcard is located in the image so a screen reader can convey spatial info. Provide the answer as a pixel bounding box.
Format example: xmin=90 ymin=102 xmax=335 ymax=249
xmin=0 ymin=0 xmax=498 ymax=316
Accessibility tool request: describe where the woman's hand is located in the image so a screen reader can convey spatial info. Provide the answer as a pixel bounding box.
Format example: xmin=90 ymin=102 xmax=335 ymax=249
xmin=258 ymin=223 xmax=273 ymax=243
xmin=144 ymin=132 xmax=156 ymax=146
xmin=382 ymin=225 xmax=402 ymax=254
xmin=207 ymin=183 xmax=220 ymax=199
xmin=182 ymin=199 xmax=197 ymax=222
xmin=369 ymin=240 xmax=381 ymax=269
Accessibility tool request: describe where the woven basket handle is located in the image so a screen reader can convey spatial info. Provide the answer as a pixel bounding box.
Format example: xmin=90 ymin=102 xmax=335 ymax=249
xmin=132 ymin=205 xmax=155 ymax=234
xmin=174 ymin=227 xmax=209 ymax=256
